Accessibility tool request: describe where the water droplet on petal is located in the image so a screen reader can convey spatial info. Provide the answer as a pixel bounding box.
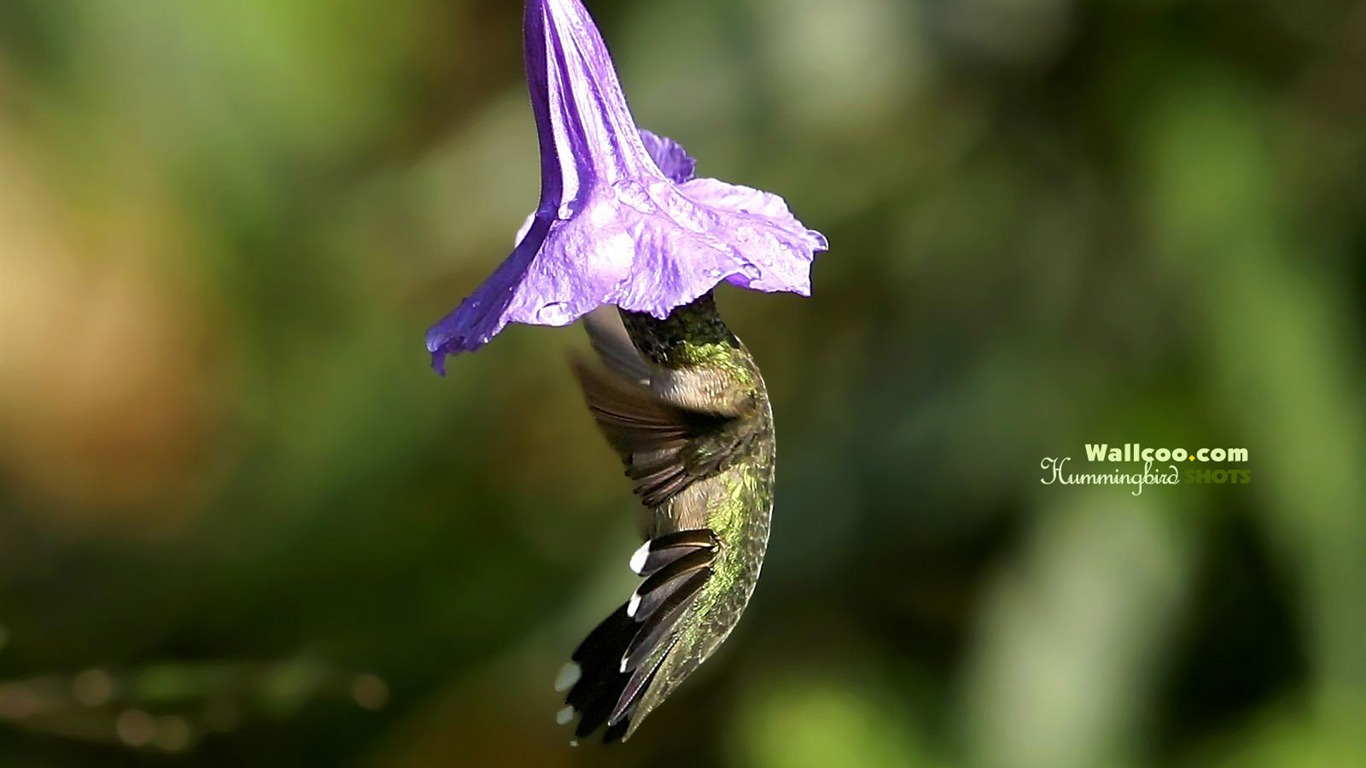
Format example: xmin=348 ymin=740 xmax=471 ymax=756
xmin=536 ymin=302 xmax=572 ymax=324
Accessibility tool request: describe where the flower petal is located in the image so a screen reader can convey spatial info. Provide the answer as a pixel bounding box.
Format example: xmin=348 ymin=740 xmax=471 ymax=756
xmin=514 ymin=212 xmax=535 ymax=247
xmin=674 ymin=177 xmax=829 ymax=294
xmin=639 ymin=130 xmax=696 ymax=184
xmin=525 ymin=0 xmax=661 ymax=211
xmin=425 ymin=217 xmax=553 ymax=371
xmin=514 ymin=128 xmax=694 ymax=248
xmin=425 ymin=0 xmax=829 ymax=372
xmin=428 ymin=175 xmax=827 ymax=371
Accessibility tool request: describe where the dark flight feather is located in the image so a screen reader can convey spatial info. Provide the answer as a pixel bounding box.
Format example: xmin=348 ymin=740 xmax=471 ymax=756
xmin=563 ymin=605 xmax=636 ymax=740
xmin=557 ymin=535 xmax=715 ymax=743
xmin=570 ymin=358 xmax=736 ymax=507
xmin=608 ymin=637 xmax=675 ymax=730
xmin=631 ymin=529 xmax=718 ymax=576
xmin=627 ymin=548 xmax=714 ymax=625
xmin=582 ymin=309 xmax=652 ymax=385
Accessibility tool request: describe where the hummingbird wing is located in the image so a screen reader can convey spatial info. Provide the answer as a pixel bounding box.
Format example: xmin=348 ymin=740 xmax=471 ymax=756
xmin=581 ymin=308 xmax=652 ymax=385
xmin=570 ymin=360 xmax=743 ymax=509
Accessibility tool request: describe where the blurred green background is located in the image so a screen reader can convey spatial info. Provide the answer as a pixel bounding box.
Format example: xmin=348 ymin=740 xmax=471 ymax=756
xmin=1 ymin=0 xmax=1363 ymax=766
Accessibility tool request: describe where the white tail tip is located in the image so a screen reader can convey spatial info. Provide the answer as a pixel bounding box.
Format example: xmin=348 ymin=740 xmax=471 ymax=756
xmin=554 ymin=661 xmax=581 ymax=692
xmin=629 ymin=541 xmax=651 ymax=574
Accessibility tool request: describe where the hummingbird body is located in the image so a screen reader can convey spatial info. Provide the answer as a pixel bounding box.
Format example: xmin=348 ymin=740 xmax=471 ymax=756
xmin=557 ymin=291 xmax=775 ymax=743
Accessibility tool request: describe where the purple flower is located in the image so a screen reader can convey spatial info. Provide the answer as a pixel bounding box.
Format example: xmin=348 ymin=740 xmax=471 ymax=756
xmin=426 ymin=0 xmax=828 ymax=373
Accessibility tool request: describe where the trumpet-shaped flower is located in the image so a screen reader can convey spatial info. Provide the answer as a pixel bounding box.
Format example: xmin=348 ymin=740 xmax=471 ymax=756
xmin=426 ymin=0 xmax=828 ymax=372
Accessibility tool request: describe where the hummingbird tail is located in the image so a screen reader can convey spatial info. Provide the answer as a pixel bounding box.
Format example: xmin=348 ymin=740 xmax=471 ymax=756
xmin=555 ymin=531 xmax=717 ymax=743
xmin=555 ymin=605 xmax=637 ymax=744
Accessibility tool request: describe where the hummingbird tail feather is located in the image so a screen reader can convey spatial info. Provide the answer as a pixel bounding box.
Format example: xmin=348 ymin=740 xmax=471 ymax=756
xmin=558 ymin=605 xmax=638 ymax=743
xmin=557 ymin=532 xmax=718 ymax=743
xmin=629 ymin=529 xmax=717 ymax=573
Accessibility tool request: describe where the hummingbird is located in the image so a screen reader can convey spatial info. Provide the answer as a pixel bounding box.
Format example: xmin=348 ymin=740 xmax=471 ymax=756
xmin=554 ymin=290 xmax=775 ymax=744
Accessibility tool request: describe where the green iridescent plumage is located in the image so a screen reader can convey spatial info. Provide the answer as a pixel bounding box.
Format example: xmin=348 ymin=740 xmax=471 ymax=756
xmin=558 ymin=291 xmax=775 ymax=743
